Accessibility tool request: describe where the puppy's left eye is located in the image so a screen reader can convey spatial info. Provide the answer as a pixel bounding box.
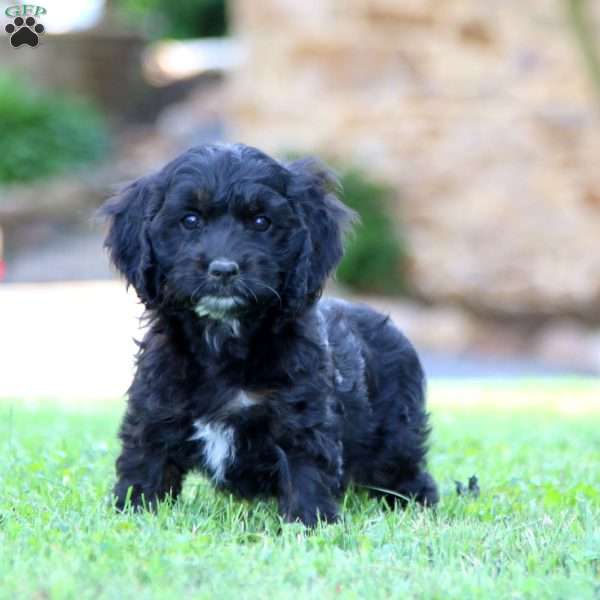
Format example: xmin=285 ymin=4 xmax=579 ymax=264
xmin=249 ymin=215 xmax=271 ymax=231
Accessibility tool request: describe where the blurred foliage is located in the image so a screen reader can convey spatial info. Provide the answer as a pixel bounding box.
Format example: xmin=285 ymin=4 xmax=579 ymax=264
xmin=567 ymin=0 xmax=600 ymax=99
xmin=0 ymin=75 xmax=109 ymax=184
xmin=336 ymin=168 xmax=408 ymax=295
xmin=117 ymin=0 xmax=227 ymax=39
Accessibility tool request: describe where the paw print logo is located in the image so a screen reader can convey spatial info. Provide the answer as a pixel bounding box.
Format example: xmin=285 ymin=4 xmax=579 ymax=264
xmin=5 ymin=16 xmax=45 ymax=48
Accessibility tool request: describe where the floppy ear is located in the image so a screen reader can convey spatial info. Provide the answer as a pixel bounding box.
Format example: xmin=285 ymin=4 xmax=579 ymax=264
xmin=284 ymin=158 xmax=358 ymax=310
xmin=97 ymin=175 xmax=164 ymax=307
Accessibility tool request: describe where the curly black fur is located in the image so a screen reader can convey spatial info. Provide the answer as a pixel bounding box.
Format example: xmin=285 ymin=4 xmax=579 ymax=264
xmin=99 ymin=143 xmax=438 ymax=526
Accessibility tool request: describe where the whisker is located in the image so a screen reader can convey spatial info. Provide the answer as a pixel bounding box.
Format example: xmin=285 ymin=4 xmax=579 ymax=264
xmin=237 ymin=280 xmax=258 ymax=303
xmin=190 ymin=281 xmax=208 ymax=305
xmin=242 ymin=278 xmax=282 ymax=307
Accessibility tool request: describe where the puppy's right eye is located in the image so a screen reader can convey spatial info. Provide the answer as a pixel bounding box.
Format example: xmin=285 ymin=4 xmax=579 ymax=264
xmin=181 ymin=213 xmax=203 ymax=230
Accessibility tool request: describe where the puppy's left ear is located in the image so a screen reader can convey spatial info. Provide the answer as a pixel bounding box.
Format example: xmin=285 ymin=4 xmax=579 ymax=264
xmin=286 ymin=158 xmax=358 ymax=299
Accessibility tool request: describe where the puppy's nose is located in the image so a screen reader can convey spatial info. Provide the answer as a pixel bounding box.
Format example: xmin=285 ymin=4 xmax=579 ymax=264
xmin=208 ymin=258 xmax=240 ymax=281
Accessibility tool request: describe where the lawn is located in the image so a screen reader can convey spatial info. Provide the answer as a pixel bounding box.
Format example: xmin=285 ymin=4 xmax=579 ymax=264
xmin=1 ymin=380 xmax=599 ymax=599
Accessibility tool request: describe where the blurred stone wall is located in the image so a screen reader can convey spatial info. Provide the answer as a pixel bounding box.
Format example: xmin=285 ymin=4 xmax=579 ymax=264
xmin=229 ymin=0 xmax=600 ymax=321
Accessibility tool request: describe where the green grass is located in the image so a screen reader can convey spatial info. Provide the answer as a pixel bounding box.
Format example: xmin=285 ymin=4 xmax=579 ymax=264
xmin=1 ymin=382 xmax=599 ymax=599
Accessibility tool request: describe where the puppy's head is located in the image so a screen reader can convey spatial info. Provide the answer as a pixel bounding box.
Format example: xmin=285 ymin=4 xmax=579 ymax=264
xmin=99 ymin=144 xmax=356 ymax=324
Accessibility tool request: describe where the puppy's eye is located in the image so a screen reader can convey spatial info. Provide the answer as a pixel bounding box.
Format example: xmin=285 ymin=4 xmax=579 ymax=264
xmin=181 ymin=213 xmax=203 ymax=230
xmin=250 ymin=215 xmax=271 ymax=231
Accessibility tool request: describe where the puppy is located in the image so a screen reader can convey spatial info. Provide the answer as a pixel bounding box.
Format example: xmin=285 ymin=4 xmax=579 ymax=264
xmin=100 ymin=143 xmax=438 ymax=525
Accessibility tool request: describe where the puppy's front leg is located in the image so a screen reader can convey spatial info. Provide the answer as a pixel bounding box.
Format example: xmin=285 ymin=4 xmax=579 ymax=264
xmin=114 ymin=444 xmax=184 ymax=511
xmin=113 ymin=411 xmax=191 ymax=511
xmin=277 ymin=451 xmax=341 ymax=527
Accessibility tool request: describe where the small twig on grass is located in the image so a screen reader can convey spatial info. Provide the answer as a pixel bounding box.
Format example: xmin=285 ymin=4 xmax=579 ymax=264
xmin=455 ymin=475 xmax=481 ymax=498
xmin=356 ymin=484 xmax=412 ymax=503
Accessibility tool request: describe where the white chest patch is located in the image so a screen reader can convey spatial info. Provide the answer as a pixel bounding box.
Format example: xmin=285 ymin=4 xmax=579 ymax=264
xmin=189 ymin=419 xmax=235 ymax=483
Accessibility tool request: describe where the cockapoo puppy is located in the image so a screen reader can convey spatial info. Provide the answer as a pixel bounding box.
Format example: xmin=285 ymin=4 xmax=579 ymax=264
xmin=100 ymin=143 xmax=438 ymax=525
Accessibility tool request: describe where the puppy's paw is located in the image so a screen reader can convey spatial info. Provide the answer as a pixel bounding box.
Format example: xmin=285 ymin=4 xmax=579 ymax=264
xmin=113 ymin=488 xmax=142 ymax=512
xmin=113 ymin=482 xmax=154 ymax=513
xmin=281 ymin=502 xmax=339 ymax=527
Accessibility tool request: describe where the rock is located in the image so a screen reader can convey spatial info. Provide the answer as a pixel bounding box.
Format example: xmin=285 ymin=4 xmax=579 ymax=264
xmin=229 ymin=0 xmax=600 ymax=319
xmin=354 ymin=295 xmax=486 ymax=354
xmin=533 ymin=320 xmax=600 ymax=372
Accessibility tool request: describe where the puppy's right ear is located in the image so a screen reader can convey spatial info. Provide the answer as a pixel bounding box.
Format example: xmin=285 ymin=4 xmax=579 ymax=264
xmin=97 ymin=175 xmax=164 ymax=307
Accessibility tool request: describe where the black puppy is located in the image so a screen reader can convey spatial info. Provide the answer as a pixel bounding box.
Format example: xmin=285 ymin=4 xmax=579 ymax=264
xmin=100 ymin=143 xmax=438 ymax=525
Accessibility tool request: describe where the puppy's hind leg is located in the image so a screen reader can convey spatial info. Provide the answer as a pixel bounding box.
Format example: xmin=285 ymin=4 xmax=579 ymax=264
xmin=361 ymin=424 xmax=439 ymax=508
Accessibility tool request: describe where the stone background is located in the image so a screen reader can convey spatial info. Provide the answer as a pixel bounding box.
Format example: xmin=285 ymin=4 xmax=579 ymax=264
xmin=228 ymin=0 xmax=600 ymax=321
